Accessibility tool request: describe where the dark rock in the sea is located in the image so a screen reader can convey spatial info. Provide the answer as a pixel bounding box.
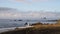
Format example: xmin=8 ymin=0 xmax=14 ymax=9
xmin=47 ymin=20 xmax=58 ymax=22
xmin=31 ymin=22 xmax=43 ymax=26
xmin=14 ymin=20 xmax=16 ymax=21
xmin=14 ymin=20 xmax=22 ymax=21
xmin=18 ymin=20 xmax=22 ymax=21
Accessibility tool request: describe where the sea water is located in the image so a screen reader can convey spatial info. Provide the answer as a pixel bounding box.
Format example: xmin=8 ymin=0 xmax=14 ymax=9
xmin=0 ymin=19 xmax=57 ymax=28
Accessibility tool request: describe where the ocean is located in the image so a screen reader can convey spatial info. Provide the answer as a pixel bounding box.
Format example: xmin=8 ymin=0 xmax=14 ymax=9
xmin=0 ymin=19 xmax=57 ymax=28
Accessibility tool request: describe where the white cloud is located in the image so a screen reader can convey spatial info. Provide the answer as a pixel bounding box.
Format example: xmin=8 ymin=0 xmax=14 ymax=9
xmin=0 ymin=7 xmax=60 ymax=19
xmin=0 ymin=12 xmax=60 ymax=19
xmin=9 ymin=0 xmax=51 ymax=4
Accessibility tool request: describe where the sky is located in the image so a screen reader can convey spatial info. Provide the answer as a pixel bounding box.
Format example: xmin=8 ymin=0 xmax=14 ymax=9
xmin=0 ymin=0 xmax=60 ymax=11
xmin=0 ymin=0 xmax=60 ymax=19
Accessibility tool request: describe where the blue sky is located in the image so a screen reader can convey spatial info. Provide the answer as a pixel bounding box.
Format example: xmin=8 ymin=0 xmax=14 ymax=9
xmin=0 ymin=0 xmax=60 ymax=12
xmin=0 ymin=0 xmax=60 ymax=19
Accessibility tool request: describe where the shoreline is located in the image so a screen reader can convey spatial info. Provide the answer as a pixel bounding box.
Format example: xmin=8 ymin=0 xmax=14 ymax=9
xmin=0 ymin=25 xmax=60 ymax=34
xmin=0 ymin=26 xmax=34 ymax=33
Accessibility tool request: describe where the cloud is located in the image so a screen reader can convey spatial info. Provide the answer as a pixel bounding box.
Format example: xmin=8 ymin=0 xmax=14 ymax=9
xmin=15 ymin=0 xmax=49 ymax=2
xmin=0 ymin=7 xmax=60 ymax=19
xmin=0 ymin=12 xmax=60 ymax=19
xmin=10 ymin=0 xmax=50 ymax=4
xmin=32 ymin=0 xmax=49 ymax=2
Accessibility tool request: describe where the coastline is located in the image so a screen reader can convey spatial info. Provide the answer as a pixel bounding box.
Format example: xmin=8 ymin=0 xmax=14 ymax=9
xmin=0 ymin=20 xmax=60 ymax=34
xmin=0 ymin=25 xmax=60 ymax=34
